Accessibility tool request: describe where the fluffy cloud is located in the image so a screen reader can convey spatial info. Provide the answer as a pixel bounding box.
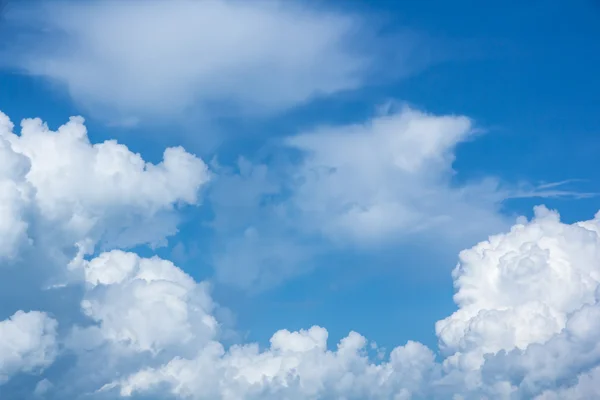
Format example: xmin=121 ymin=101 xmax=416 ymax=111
xmin=0 ymin=311 xmax=58 ymax=384
xmin=2 ymin=108 xmax=600 ymax=399
xmin=0 ymin=110 xmax=209 ymax=387
xmin=0 ymin=127 xmax=31 ymax=259
xmin=76 ymin=250 xmax=217 ymax=354
xmin=536 ymin=366 xmax=600 ymax=399
xmin=437 ymin=206 xmax=600 ymax=368
xmin=116 ymin=330 xmax=438 ymax=400
xmin=0 ymin=0 xmax=420 ymax=123
xmin=433 ymin=207 xmax=600 ymax=397
xmin=104 ymin=207 xmax=600 ymax=400
xmin=0 ymin=110 xmax=209 ymax=260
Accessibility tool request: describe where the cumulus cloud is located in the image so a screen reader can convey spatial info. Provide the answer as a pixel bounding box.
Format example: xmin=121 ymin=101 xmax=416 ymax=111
xmin=76 ymin=250 xmax=217 ymax=353
xmin=433 ymin=206 xmax=600 ymax=397
xmin=0 ymin=0 xmax=427 ymax=123
xmin=105 ymin=207 xmax=600 ymax=400
xmin=0 ymin=311 xmax=58 ymax=384
xmin=115 ymin=330 xmax=438 ymax=400
xmin=2 ymin=107 xmax=600 ymax=399
xmin=536 ymin=366 xmax=600 ymax=399
xmin=0 ymin=110 xmax=209 ymax=261
xmin=437 ymin=206 xmax=600 ymax=367
xmin=0 ymin=109 xmax=209 ymax=388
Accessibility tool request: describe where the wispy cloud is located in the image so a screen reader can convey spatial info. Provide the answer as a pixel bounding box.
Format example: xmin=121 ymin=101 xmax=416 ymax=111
xmin=1 ymin=0 xmax=433 ymax=126
xmin=507 ymin=179 xmax=597 ymax=200
xmin=204 ymin=105 xmax=592 ymax=290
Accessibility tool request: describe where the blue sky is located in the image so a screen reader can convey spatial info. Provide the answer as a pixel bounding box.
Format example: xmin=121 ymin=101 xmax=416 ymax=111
xmin=1 ymin=1 xmax=600 ymax=399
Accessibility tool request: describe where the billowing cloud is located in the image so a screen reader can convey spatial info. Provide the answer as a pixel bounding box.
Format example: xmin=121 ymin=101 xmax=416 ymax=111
xmin=0 ymin=0 xmax=425 ymax=123
xmin=437 ymin=206 xmax=600 ymax=370
xmin=115 ymin=330 xmax=438 ymax=400
xmin=106 ymin=208 xmax=600 ymax=400
xmin=0 ymin=110 xmax=209 ymax=388
xmin=433 ymin=206 xmax=600 ymax=397
xmin=0 ymin=110 xmax=209 ymax=261
xmin=1 ymin=108 xmax=599 ymax=399
xmin=0 ymin=311 xmax=58 ymax=384
xmin=77 ymin=250 xmax=217 ymax=353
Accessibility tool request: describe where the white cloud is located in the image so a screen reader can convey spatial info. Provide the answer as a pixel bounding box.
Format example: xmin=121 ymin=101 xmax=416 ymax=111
xmin=99 ymin=208 xmax=600 ymax=400
xmin=437 ymin=206 xmax=600 ymax=370
xmin=207 ymin=105 xmax=583 ymax=290
xmin=206 ymin=106 xmax=513 ymax=289
xmin=40 ymin=251 xmax=222 ymax=398
xmin=286 ymin=105 xmax=508 ymax=245
xmin=0 ymin=132 xmax=31 ymax=259
xmin=75 ymin=250 xmax=218 ymax=354
xmin=2 ymin=107 xmax=600 ymax=399
xmin=2 ymin=0 xmax=391 ymax=123
xmin=0 ymin=109 xmax=209 ymax=391
xmin=116 ymin=330 xmax=438 ymax=400
xmin=0 ymin=110 xmax=210 ymax=262
xmin=0 ymin=311 xmax=58 ymax=384
xmin=286 ymin=106 xmax=584 ymax=248
xmin=536 ymin=366 xmax=600 ymax=399
xmin=432 ymin=207 xmax=600 ymax=397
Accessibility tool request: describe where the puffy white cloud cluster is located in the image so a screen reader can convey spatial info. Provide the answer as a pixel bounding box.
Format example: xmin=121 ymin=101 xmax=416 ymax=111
xmin=77 ymin=250 xmax=217 ymax=353
xmin=0 ymin=110 xmax=209 ymax=387
xmin=438 ymin=206 xmax=600 ymax=368
xmin=0 ymin=311 xmax=58 ymax=384
xmin=0 ymin=111 xmax=209 ymax=260
xmin=100 ymin=207 xmax=600 ymax=400
xmin=434 ymin=206 xmax=600 ymax=397
xmin=116 ymin=330 xmax=437 ymax=400
xmin=1 ymin=108 xmax=599 ymax=400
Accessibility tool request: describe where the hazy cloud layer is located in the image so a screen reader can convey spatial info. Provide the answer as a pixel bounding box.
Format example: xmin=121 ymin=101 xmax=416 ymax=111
xmin=208 ymin=105 xmax=575 ymax=290
xmin=2 ymin=0 xmax=430 ymax=124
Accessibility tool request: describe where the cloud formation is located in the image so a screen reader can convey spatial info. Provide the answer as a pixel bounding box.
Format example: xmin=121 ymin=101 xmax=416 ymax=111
xmin=1 ymin=109 xmax=599 ymax=399
xmin=2 ymin=0 xmax=407 ymax=124
xmin=0 ymin=311 xmax=57 ymax=385
xmin=100 ymin=208 xmax=600 ymax=400
xmin=286 ymin=105 xmax=506 ymax=245
xmin=77 ymin=250 xmax=217 ymax=353
xmin=207 ymin=106 xmax=516 ymax=289
xmin=0 ymin=111 xmax=209 ymax=259
xmin=0 ymin=110 xmax=210 ymax=388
